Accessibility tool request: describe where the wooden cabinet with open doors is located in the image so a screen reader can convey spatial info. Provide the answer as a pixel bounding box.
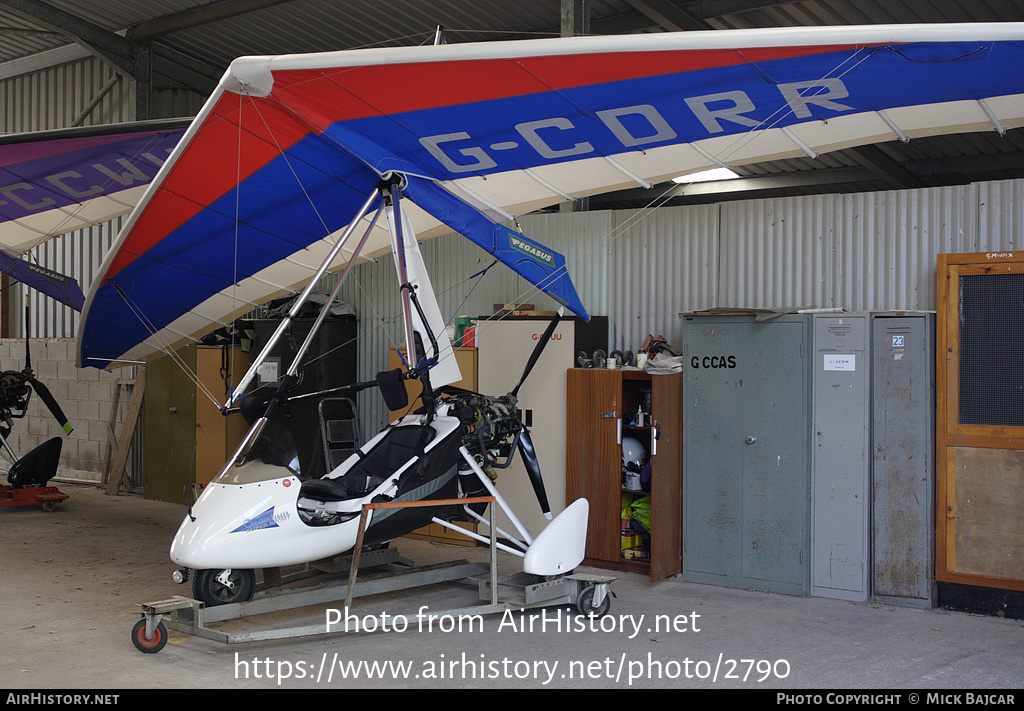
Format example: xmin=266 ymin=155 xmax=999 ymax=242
xmin=566 ymin=368 xmax=682 ymax=581
xmin=937 ymin=252 xmax=1024 ymax=594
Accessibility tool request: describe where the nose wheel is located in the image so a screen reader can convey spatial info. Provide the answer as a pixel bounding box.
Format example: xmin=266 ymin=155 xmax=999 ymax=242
xmin=192 ymin=568 xmax=255 ymax=606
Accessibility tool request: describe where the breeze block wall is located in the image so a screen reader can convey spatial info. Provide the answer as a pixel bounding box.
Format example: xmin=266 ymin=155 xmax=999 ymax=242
xmin=0 ymin=338 xmax=119 ymax=482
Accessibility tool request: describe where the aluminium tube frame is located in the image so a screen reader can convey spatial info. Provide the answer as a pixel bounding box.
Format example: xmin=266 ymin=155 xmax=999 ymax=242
xmin=281 ymin=201 xmax=384 ymax=383
xmin=458 ymin=445 xmax=534 ymax=547
xmin=388 ymin=182 xmax=419 ymax=373
xmin=224 ymin=186 xmax=383 ymax=410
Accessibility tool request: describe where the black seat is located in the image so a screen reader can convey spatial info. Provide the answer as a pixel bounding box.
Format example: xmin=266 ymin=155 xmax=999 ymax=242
xmin=7 ymin=437 xmax=63 ymax=488
xmin=300 ymin=475 xmax=380 ymax=502
xmin=299 ymin=424 xmax=435 ymax=503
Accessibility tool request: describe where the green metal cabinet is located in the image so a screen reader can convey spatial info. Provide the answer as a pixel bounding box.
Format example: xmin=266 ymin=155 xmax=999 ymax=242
xmin=682 ymin=314 xmax=812 ymax=596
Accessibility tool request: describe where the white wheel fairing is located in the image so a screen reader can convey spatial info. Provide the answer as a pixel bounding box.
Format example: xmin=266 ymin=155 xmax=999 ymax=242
xmin=523 ymin=498 xmax=589 ymax=576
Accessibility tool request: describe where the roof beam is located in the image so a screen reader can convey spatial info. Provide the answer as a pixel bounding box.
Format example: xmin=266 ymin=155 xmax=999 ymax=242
xmin=0 ymin=0 xmax=137 ymax=76
xmin=127 ymin=0 xmax=300 ymax=41
xmin=536 ymin=1 xmax=820 ymax=38
xmin=0 ymin=25 xmax=63 ymax=40
xmin=561 ymin=0 xmax=591 ymax=37
xmin=0 ymin=0 xmax=223 ymax=113
xmin=589 ymin=12 xmax=661 ymax=34
xmin=152 ymin=44 xmax=222 ymax=92
xmin=684 ymin=0 xmax=805 ymax=18
xmin=907 ymin=150 xmax=1024 ymax=178
xmin=623 ymin=0 xmax=712 ymax=31
xmin=588 ymin=167 xmax=879 ymax=207
xmin=845 ymin=145 xmax=929 ymax=190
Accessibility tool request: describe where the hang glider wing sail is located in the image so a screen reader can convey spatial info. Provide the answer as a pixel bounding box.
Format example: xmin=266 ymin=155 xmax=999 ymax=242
xmin=0 ymin=252 xmax=85 ymax=311
xmin=0 ymin=120 xmax=189 ymax=254
xmin=77 ymin=23 xmax=1024 ymax=369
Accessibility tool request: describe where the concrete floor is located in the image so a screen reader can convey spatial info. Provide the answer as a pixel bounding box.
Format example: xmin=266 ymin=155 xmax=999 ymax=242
xmin=1 ymin=482 xmax=1022 ymax=691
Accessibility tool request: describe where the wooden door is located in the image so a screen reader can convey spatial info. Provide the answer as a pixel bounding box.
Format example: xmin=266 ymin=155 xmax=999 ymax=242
xmin=937 ymin=253 xmax=1024 ymax=592
xmin=650 ymin=372 xmax=682 ymax=580
xmin=566 ymin=368 xmax=622 ymax=564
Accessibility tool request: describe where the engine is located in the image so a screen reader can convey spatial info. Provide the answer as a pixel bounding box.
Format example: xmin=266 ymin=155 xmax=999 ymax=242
xmin=445 ymin=391 xmax=524 ymax=469
xmin=0 ymin=370 xmax=32 ymax=436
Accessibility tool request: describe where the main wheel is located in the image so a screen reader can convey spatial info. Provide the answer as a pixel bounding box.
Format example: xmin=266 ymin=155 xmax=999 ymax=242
xmin=192 ymin=568 xmax=255 ymax=606
xmin=576 ymin=585 xmax=611 ymax=618
xmin=131 ymin=618 xmax=168 ymax=654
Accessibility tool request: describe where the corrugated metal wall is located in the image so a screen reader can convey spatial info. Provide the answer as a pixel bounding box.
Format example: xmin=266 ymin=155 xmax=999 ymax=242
xmin=977 ymin=179 xmax=1024 ymax=252
xmin=611 ymin=204 xmax=720 ymax=353
xmin=0 ymin=56 xmax=132 ymax=131
xmin=609 ymin=180 xmax=1024 ymax=355
xmin=324 ymin=178 xmax=1024 ymax=434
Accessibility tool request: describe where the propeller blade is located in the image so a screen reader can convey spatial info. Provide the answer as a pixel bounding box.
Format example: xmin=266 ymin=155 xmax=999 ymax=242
xmin=511 ymin=308 xmax=563 ymax=398
xmin=517 ymin=427 xmax=552 ymax=519
xmin=28 ymin=377 xmax=73 ymax=435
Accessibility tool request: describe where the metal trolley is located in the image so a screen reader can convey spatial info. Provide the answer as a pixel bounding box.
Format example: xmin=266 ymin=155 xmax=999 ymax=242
xmin=131 ymin=496 xmax=615 ymax=653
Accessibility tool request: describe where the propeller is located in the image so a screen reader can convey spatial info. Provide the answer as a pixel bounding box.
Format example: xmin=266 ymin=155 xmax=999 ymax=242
xmin=517 ymin=427 xmax=551 ymax=520
xmin=19 ymin=297 xmax=73 ymax=435
xmin=25 ymin=373 xmax=72 ymax=435
xmin=510 ymin=307 xmax=563 ymax=399
xmin=508 ymin=307 xmax=564 ymax=518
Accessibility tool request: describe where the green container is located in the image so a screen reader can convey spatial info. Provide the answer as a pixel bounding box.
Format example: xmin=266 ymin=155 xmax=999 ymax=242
xmin=453 ymin=315 xmax=474 ymax=345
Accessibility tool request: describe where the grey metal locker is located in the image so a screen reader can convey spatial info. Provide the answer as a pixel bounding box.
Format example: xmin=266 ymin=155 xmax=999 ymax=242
xmin=811 ymin=314 xmax=871 ymax=601
xmin=682 ymin=314 xmax=812 ymax=596
xmin=870 ymin=312 xmax=936 ymax=608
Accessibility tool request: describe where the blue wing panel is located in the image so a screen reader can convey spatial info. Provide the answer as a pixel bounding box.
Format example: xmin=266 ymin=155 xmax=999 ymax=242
xmin=403 ymin=176 xmax=589 ymax=321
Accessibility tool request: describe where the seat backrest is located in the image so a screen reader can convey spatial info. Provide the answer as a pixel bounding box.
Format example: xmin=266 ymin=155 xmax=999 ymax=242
xmin=319 ymin=397 xmax=361 ymax=473
xmin=7 ymin=437 xmax=63 ymax=488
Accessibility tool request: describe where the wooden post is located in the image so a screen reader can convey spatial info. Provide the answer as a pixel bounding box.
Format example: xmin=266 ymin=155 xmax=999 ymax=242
xmin=106 ymin=367 xmax=146 ymax=495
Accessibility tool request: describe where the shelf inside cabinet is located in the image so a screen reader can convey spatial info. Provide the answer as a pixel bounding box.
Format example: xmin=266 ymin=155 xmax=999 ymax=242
xmin=566 ymin=368 xmax=682 ymax=581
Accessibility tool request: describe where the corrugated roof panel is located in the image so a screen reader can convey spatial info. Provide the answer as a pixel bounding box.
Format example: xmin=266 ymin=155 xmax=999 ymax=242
xmin=165 ymin=0 xmax=635 ymax=69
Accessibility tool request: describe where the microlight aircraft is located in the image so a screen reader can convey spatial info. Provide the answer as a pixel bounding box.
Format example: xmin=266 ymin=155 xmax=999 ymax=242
xmin=71 ymin=24 xmax=1024 ymax=607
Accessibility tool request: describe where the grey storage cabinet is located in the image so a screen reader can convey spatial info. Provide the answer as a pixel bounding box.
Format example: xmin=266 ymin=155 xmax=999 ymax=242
xmin=683 ymin=310 xmax=936 ymax=604
xmin=870 ymin=312 xmax=936 ymax=608
xmin=810 ymin=312 xmax=937 ymax=604
xmin=812 ymin=314 xmax=871 ymax=602
xmin=682 ymin=313 xmax=812 ymax=596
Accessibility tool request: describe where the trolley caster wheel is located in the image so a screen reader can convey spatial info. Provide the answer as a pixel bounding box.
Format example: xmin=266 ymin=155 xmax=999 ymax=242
xmin=193 ymin=568 xmax=255 ymax=606
xmin=42 ymin=500 xmax=57 ymax=512
xmin=576 ymin=585 xmax=611 ymax=618
xmin=131 ymin=618 xmax=168 ymax=654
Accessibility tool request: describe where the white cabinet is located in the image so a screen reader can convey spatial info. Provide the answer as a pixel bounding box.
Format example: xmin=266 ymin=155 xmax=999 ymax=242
xmin=476 ymin=316 xmax=606 ymax=537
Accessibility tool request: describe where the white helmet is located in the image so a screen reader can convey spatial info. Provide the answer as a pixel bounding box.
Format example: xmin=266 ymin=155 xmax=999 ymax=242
xmin=621 ymin=436 xmax=648 ymax=471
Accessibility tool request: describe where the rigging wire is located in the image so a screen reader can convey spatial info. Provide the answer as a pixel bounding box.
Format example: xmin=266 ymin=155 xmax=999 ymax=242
xmin=97 ymin=39 xmax=889 ymax=414
xmin=231 ymin=36 xmax=876 ymax=397
xmin=106 ymin=283 xmax=222 ymax=407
